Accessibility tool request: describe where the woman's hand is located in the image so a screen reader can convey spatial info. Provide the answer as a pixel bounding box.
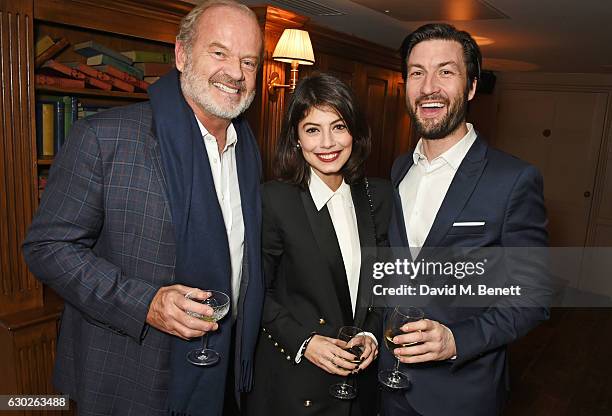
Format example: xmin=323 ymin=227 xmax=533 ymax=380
xmin=354 ymin=335 xmax=378 ymax=372
xmin=304 ymin=335 xmax=359 ymax=376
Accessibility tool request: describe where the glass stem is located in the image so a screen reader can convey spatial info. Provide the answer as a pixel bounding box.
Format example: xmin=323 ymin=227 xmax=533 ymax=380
xmin=200 ymin=332 xmax=209 ymax=351
xmin=394 ymin=356 xmax=401 ymax=373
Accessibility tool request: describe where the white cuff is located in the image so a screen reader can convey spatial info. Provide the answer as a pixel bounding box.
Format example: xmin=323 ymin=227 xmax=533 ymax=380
xmin=358 ymin=331 xmax=378 ymax=346
xmin=295 ymin=336 xmax=313 ymax=363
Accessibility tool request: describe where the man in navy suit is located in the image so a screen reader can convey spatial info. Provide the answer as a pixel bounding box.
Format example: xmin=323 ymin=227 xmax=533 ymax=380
xmin=381 ymin=23 xmax=550 ymax=415
xmin=22 ymin=1 xmax=264 ymax=415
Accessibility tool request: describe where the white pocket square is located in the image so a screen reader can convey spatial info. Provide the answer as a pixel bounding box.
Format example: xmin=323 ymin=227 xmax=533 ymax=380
xmin=452 ymin=221 xmax=485 ymax=227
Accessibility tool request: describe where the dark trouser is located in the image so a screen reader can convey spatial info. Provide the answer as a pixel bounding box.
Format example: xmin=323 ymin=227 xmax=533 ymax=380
xmin=381 ymin=389 xmax=422 ymax=416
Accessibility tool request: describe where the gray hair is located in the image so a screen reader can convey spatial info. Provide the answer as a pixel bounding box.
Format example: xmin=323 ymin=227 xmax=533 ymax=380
xmin=176 ymin=0 xmax=260 ymax=52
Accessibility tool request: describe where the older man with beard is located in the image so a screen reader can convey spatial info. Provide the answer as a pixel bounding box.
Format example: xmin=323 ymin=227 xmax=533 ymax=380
xmin=382 ymin=23 xmax=550 ymax=415
xmin=22 ymin=1 xmax=264 ymax=415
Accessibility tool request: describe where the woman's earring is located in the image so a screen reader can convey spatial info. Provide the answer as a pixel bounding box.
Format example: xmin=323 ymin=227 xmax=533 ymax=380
xmin=296 ymin=143 xmax=301 ymax=149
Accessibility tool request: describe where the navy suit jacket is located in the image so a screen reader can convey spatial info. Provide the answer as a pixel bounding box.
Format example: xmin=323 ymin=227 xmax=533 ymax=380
xmin=22 ymin=102 xmax=263 ymax=416
xmin=383 ymin=135 xmax=550 ymax=416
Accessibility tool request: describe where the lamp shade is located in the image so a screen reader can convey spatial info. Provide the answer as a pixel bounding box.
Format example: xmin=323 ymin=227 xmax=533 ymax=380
xmin=272 ymin=29 xmax=315 ymax=65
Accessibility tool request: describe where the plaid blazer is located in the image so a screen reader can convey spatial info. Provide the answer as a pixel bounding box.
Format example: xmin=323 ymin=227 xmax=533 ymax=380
xmin=23 ymin=101 xmax=258 ymax=415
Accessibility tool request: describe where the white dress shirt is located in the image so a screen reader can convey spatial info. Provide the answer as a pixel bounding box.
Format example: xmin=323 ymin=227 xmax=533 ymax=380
xmin=309 ymin=170 xmax=361 ymax=314
xmin=197 ymin=119 xmax=244 ymax=317
xmin=399 ymin=123 xmax=477 ymax=258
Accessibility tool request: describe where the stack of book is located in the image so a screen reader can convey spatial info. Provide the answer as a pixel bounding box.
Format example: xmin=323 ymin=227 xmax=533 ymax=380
xmin=122 ymin=50 xmax=175 ymax=85
xmin=35 ymin=94 xmax=112 ymax=158
xmin=34 ymin=38 xmax=171 ymax=92
xmin=35 ymin=35 xmax=69 ymax=68
xmin=74 ymin=41 xmax=150 ymax=91
xmin=36 ymin=95 xmax=77 ymax=158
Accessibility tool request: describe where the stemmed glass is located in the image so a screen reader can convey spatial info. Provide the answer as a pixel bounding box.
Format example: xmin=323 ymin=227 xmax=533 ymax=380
xmin=184 ymin=290 xmax=231 ymax=366
xmin=378 ymin=306 xmax=424 ymax=389
xmin=329 ymin=326 xmax=365 ymax=400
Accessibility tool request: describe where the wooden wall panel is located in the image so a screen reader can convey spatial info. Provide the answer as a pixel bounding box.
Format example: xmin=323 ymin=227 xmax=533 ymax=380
xmin=14 ymin=323 xmax=56 ymax=394
xmin=33 ymin=0 xmax=190 ymax=44
xmin=390 ymin=77 xmax=415 ymax=161
xmin=363 ymin=76 xmax=389 ymax=177
xmin=247 ymin=6 xmax=306 ymax=180
xmin=0 ymin=0 xmax=41 ymax=315
xmin=315 ymin=53 xmax=357 ymax=88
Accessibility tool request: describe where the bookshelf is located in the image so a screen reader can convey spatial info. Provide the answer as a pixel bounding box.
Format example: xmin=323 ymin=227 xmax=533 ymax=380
xmin=36 ymin=85 xmax=149 ymax=100
xmin=33 ymin=17 xmax=178 ymax=196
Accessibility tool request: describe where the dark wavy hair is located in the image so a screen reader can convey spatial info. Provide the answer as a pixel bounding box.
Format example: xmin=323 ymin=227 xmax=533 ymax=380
xmin=274 ymin=72 xmax=371 ymax=189
xmin=400 ymin=23 xmax=482 ymax=90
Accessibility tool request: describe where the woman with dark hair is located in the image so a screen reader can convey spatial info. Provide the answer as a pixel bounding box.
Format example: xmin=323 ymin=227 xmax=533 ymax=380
xmin=246 ymin=73 xmax=391 ymax=415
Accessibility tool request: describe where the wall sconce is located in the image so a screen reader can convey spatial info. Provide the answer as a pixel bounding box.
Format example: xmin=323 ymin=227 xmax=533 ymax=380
xmin=268 ymin=28 xmax=315 ymax=97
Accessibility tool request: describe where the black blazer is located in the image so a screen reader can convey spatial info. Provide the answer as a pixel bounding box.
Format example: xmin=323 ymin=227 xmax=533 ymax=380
xmin=246 ymin=178 xmax=392 ymax=416
xmin=383 ymin=136 xmax=550 ymax=416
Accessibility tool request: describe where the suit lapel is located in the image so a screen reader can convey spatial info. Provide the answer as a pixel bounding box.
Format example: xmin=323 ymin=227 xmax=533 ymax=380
xmin=423 ymin=137 xmax=488 ymax=248
xmin=391 ymin=154 xmax=413 ymax=252
xmin=146 ymin=127 xmax=173 ymax=223
xmin=351 ymin=182 xmax=375 ymax=328
xmin=300 ymin=190 xmax=353 ymax=326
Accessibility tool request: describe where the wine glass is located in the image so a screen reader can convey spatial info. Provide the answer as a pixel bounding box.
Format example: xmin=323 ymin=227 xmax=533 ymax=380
xmin=329 ymin=326 xmax=365 ymax=400
xmin=378 ymin=306 xmax=424 ymax=389
xmin=184 ymin=290 xmax=231 ymax=366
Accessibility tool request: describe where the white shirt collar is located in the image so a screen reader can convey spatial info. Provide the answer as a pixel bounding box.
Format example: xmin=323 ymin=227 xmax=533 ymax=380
xmin=412 ymin=123 xmax=477 ymax=170
xmin=196 ymin=118 xmax=238 ymax=150
xmin=308 ymin=168 xmax=351 ymax=211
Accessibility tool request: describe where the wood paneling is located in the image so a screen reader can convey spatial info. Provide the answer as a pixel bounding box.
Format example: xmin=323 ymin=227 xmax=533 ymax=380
xmin=391 ymin=77 xmax=416 ymax=156
xmin=34 ymin=0 xmax=191 ymax=44
xmin=490 ymin=73 xmax=612 ymax=252
xmin=0 ymin=300 xmax=62 ymax=393
xmin=247 ymin=6 xmax=307 ymax=179
xmin=362 ymin=66 xmax=392 ymax=177
xmin=0 ymin=0 xmax=41 ymax=314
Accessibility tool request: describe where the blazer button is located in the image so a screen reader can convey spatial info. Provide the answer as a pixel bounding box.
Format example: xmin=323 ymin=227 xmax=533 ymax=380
xmin=318 ymin=318 xmax=326 ymax=325
xmin=304 ymin=400 xmax=312 ymax=407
